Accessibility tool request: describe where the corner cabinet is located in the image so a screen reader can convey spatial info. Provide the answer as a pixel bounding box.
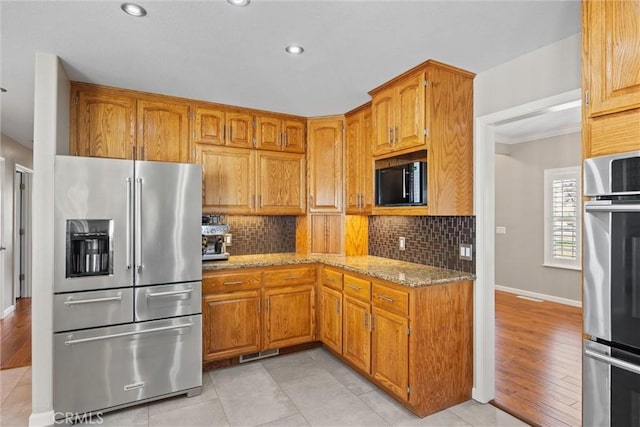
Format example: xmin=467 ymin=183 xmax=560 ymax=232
xmin=583 ymin=0 xmax=640 ymax=158
xmin=370 ymin=61 xmax=475 ymax=216
xmin=307 ymin=117 xmax=344 ymax=213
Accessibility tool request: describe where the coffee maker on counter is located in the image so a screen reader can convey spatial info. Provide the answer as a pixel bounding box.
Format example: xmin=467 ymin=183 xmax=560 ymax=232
xmin=202 ymin=215 xmax=230 ymax=261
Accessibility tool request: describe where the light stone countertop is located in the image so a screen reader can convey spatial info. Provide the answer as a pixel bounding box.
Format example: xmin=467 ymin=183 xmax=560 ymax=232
xmin=202 ymin=253 xmax=475 ymax=288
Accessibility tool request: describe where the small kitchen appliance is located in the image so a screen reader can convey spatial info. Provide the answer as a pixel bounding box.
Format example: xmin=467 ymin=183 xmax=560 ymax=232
xmin=202 ymin=223 xmax=230 ymax=261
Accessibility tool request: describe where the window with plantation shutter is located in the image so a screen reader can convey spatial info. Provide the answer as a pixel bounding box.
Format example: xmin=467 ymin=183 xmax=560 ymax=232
xmin=543 ymin=166 xmax=582 ymax=270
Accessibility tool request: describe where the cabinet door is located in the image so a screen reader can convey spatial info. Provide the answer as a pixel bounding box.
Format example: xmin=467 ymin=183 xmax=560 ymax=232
xmin=345 ymin=112 xmax=362 ymax=214
xmin=226 ymin=111 xmax=254 ymax=149
xmin=310 ymin=214 xmax=342 ymax=254
xmin=74 ymin=89 xmax=136 ymax=159
xmin=586 ymin=0 xmax=640 ymax=117
xmin=256 ymin=151 xmax=305 ymax=215
xmin=263 ymin=285 xmax=315 ymax=350
xmin=197 ymin=145 xmax=255 ymax=214
xmin=282 ymin=119 xmax=306 ymax=153
xmin=342 ymin=295 xmax=371 ymax=373
xmin=371 ymin=87 xmax=395 ymax=156
xmin=320 ymin=286 xmax=342 ymax=354
xmin=394 ymin=72 xmax=425 ymax=151
xmin=194 ymin=106 xmax=225 ymax=146
xmin=203 ymin=291 xmax=261 ymax=361
xmin=137 ymin=98 xmax=190 ymax=162
xmin=308 ymin=118 xmax=343 ymax=212
xmin=371 ymin=307 xmax=408 ymax=400
xmin=361 ymin=107 xmax=374 ymax=212
xmin=255 ymin=115 xmax=282 ymax=151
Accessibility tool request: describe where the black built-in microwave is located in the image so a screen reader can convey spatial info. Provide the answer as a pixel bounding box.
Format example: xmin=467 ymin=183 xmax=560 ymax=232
xmin=375 ymin=161 xmax=426 ymax=206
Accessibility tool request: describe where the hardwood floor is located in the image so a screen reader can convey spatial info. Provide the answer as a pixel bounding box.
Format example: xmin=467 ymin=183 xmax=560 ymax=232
xmin=0 ymin=297 xmax=31 ymax=370
xmin=493 ymin=290 xmax=582 ymax=427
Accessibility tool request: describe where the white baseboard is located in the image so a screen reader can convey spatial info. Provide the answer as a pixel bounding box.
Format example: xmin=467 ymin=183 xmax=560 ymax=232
xmin=495 ymin=285 xmax=582 ymax=308
xmin=2 ymin=304 xmax=15 ymax=319
xmin=29 ymin=410 xmax=55 ymax=427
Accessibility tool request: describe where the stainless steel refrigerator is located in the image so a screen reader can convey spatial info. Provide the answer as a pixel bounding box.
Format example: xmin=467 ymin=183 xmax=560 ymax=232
xmin=52 ymin=155 xmax=202 ymax=419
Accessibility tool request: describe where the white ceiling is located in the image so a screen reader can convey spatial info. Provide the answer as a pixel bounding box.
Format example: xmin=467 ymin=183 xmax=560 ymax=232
xmin=494 ymin=104 xmax=582 ymax=144
xmin=1 ymin=0 xmax=581 ymax=148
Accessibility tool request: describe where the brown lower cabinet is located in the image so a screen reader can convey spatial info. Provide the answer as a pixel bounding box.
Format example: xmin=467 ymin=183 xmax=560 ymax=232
xmin=203 ymin=263 xmax=473 ymax=419
xmin=318 ymin=265 xmax=473 ymax=418
xmin=202 ymin=265 xmax=316 ymax=362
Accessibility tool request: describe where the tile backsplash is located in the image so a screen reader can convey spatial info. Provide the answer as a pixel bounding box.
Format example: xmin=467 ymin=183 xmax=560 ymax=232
xmin=224 ymin=216 xmax=297 ymax=255
xmin=368 ymin=216 xmax=476 ymax=273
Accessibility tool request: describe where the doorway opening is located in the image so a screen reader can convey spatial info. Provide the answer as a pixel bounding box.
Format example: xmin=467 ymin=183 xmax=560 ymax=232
xmin=474 ymin=88 xmax=583 ymax=426
xmin=14 ymin=166 xmax=33 ymax=300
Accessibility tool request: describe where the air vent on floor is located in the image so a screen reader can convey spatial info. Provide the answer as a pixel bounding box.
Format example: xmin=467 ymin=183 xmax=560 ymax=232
xmin=239 ymin=349 xmax=279 ymax=363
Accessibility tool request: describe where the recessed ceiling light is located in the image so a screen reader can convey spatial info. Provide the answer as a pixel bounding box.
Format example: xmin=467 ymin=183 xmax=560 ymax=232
xmin=121 ymin=3 xmax=147 ymax=17
xmin=227 ymin=0 xmax=250 ymax=6
xmin=285 ymin=45 xmax=304 ymax=55
xmin=0 ymin=87 xmax=7 ymax=93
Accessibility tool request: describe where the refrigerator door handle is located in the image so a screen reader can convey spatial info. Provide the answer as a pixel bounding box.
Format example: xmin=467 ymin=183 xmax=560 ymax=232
xmin=585 ymin=348 xmax=640 ymax=375
xmin=126 ymin=177 xmax=132 ymax=270
xmin=135 ymin=177 xmax=143 ymax=273
xmin=64 ymin=322 xmax=194 ymax=345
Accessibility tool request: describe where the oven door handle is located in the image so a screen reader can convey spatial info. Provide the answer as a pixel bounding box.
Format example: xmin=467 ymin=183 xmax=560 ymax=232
xmin=585 ymin=348 xmax=640 ymax=375
xmin=585 ymin=204 xmax=640 ymax=213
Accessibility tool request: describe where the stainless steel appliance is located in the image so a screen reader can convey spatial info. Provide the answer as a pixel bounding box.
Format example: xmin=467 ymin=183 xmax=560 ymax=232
xmin=375 ymin=161 xmax=427 ymax=206
xmin=202 ymin=224 xmax=230 ymax=261
xmin=583 ymin=150 xmax=640 ymax=426
xmin=53 ymin=156 xmax=203 ymax=419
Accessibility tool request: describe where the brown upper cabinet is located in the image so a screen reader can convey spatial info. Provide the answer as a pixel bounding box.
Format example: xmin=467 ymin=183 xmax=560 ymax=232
xmin=193 ymin=105 xmax=253 ymax=149
xmin=583 ymin=0 xmax=640 ymax=158
xmin=255 ymin=115 xmax=306 ymax=153
xmin=345 ymin=104 xmax=373 ymax=214
xmin=71 ymin=83 xmax=190 ymax=162
xmin=307 ymin=116 xmax=344 ymax=213
xmin=370 ymin=61 xmax=475 ymax=216
xmin=371 ymin=71 xmax=425 ymax=156
xmin=137 ymin=98 xmax=190 ymax=162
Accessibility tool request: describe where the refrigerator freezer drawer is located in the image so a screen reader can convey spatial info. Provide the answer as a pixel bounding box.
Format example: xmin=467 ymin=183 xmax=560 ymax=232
xmin=54 ymin=289 xmax=134 ymax=333
xmin=53 ymin=315 xmax=202 ymax=416
xmin=135 ymin=281 xmax=202 ymax=321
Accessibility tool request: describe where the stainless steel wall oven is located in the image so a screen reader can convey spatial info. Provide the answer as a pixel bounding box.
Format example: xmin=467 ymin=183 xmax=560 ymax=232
xmin=583 ymin=150 xmax=640 ymax=426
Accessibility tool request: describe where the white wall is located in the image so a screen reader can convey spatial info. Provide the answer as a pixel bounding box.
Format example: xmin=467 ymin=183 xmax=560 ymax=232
xmin=29 ymin=53 xmax=69 ymax=427
xmin=0 ymin=134 xmax=33 ymax=316
xmin=495 ymin=133 xmax=582 ymax=303
xmin=475 ymin=33 xmax=581 ymax=117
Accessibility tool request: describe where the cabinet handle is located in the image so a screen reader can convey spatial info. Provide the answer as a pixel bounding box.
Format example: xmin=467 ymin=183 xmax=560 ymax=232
xmin=378 ymin=295 xmax=395 ymax=303
xmin=325 ymin=276 xmax=335 ymax=282
xmin=223 ymin=280 xmax=243 ymax=286
xmin=347 ymin=284 xmax=361 ymax=291
xmin=394 ymin=126 xmax=398 ymax=144
xmin=362 ymin=312 xmax=367 ymax=329
xmin=283 ymin=275 xmax=300 ymax=280
xmin=335 ymin=300 xmax=340 ymax=315
xmin=387 ymin=127 xmax=392 ymax=145
xmin=309 ymin=195 xmax=314 ymax=208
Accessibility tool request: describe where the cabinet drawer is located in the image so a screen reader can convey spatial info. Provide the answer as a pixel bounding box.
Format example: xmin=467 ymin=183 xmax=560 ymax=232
xmin=203 ymin=271 xmax=262 ymax=293
xmin=372 ymin=282 xmax=409 ymax=316
xmin=263 ymin=266 xmax=316 ymax=287
xmin=343 ymin=274 xmax=371 ymax=301
xmin=322 ymin=267 xmax=343 ymax=290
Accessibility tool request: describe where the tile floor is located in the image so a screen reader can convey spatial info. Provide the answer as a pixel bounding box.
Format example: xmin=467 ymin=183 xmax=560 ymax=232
xmin=0 ymin=348 xmax=529 ymax=427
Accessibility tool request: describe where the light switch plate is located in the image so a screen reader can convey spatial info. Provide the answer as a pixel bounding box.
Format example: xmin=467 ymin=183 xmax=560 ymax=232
xmin=496 ymin=226 xmax=507 ymax=235
xmin=459 ymin=243 xmax=473 ymax=261
xmin=399 ymin=237 xmax=406 ymax=251
xmin=224 ymin=233 xmax=232 ymax=246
